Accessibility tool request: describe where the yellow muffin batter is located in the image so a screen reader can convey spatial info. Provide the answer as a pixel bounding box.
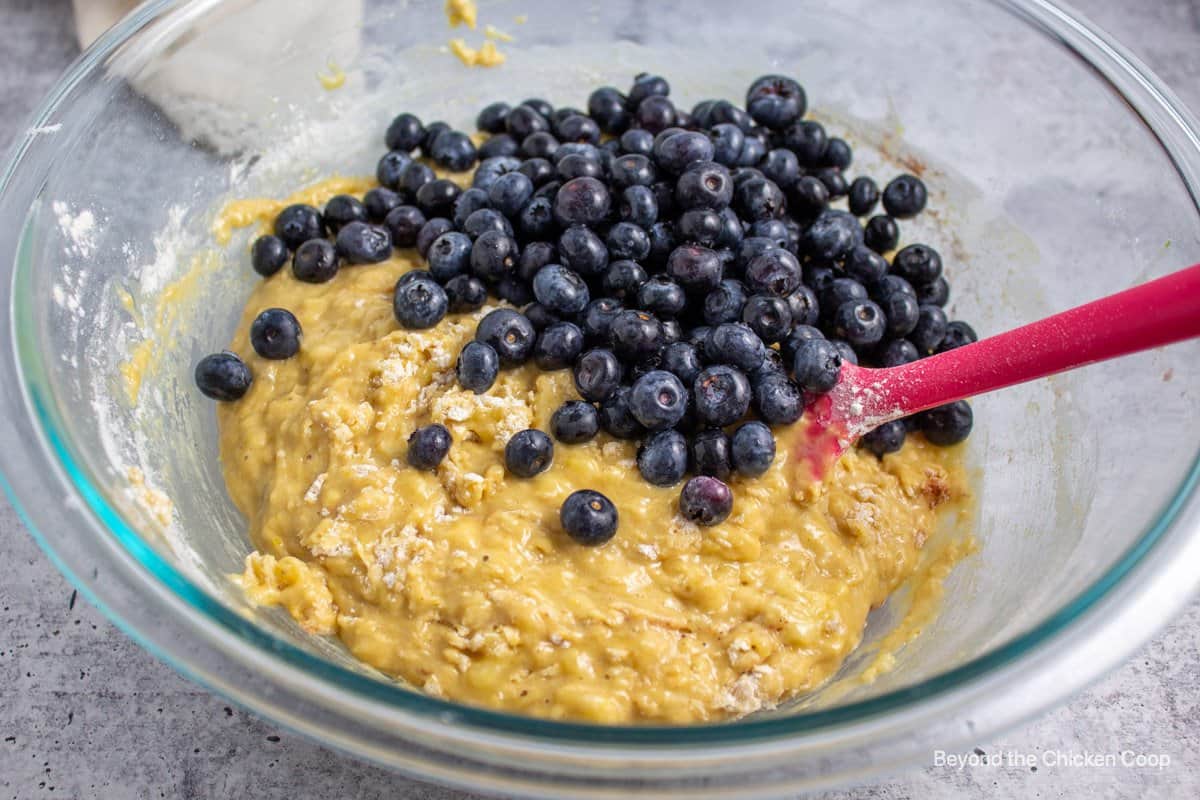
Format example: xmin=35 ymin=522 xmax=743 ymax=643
xmin=217 ymin=195 xmax=970 ymax=721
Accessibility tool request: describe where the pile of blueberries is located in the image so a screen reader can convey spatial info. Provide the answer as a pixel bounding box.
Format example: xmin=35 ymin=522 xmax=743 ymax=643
xmin=195 ymin=73 xmax=978 ymax=547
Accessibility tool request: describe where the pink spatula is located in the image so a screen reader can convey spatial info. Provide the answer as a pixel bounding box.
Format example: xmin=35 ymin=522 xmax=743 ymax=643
xmin=797 ymin=263 xmax=1200 ymax=480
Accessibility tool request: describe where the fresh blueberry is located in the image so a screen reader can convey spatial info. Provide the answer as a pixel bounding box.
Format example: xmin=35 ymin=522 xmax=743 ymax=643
xmin=335 ymin=221 xmax=392 ymax=264
xmin=486 ymin=171 xmax=534 ymax=218
xmin=553 ymin=177 xmax=611 ymax=227
xmin=523 ymin=302 xmax=560 ymax=332
xmin=384 ymin=205 xmax=427 ymax=249
xmin=821 ymin=137 xmax=852 ymax=169
xmin=470 ymin=231 xmax=519 ymax=283
xmin=560 ymin=489 xmax=619 ymax=545
xmin=863 ymin=214 xmax=900 ymax=253
xmin=833 ymin=300 xmax=887 ymax=348
xmin=323 ymin=194 xmax=368 ymax=233
xmin=911 ymin=304 xmax=949 ymax=353
xmin=792 ymin=339 xmax=842 ymax=393
xmin=476 ymin=101 xmax=512 ymax=134
xmin=690 ymin=428 xmax=732 ymax=479
xmin=820 ymin=278 xmax=869 ymax=325
xmin=249 ymin=308 xmax=302 ymax=360
xmin=420 ymin=122 xmax=451 ymax=156
xmin=472 ymin=155 xmax=523 ymax=191
xmin=759 ymin=148 xmax=800 ymax=189
xmin=574 ymin=348 xmax=623 ymax=401
xmin=517 ymin=157 xmax=556 ymax=186
xmin=666 ymin=245 xmax=723 ymax=293
xmin=519 ymin=131 xmax=560 ymax=161
xmin=716 ymin=208 xmax=745 ymax=250
xmin=749 ymin=219 xmax=790 ymax=251
xmin=385 ymin=112 xmax=426 ymax=151
xmin=687 ymin=325 xmax=713 ymax=349
xmin=480 ymin=133 xmax=521 ymax=159
xmin=376 ymin=150 xmax=414 ymax=190
xmin=556 ymin=153 xmax=604 ymax=181
xmin=609 ymin=309 xmax=664 ymax=362
xmin=705 ymin=323 xmax=765 ymax=372
xmin=496 ymin=276 xmax=533 ymax=306
xmin=521 ymin=98 xmax=555 ymax=119
xmin=938 ymin=320 xmax=978 ymax=352
xmin=917 ymin=276 xmax=950 ymax=307
xmin=415 ymin=178 xmax=462 ymax=218
xmin=780 ymin=324 xmax=825 ymax=362
xmin=407 ymin=423 xmax=452 ymax=470
xmin=292 ymin=239 xmax=339 ymax=283
xmin=745 ymin=74 xmax=807 ymax=129
xmin=602 ymin=260 xmax=648 ymax=300
xmin=393 ymin=274 xmax=448 ymax=329
xmin=693 ymin=365 xmax=752 ymax=427
xmin=400 ymin=161 xmax=436 ymax=196
xmin=877 ymin=338 xmax=920 ymax=367
xmin=635 ymin=275 xmax=686 ymax=318
xmin=730 ymin=421 xmax=776 ymax=477
xmin=742 ymin=294 xmax=792 ymax=343
xmin=646 ymin=221 xmax=677 ymax=266
xmin=610 ymin=154 xmax=657 ymax=189
xmin=733 ymin=176 xmax=785 ymax=222
xmin=782 ymin=120 xmax=827 ymax=166
xmin=882 ymin=174 xmax=928 ymax=218
xmin=416 ymin=217 xmax=454 ymax=258
xmin=635 ymin=94 xmax=677 ymax=133
xmin=274 ymin=204 xmax=324 ymax=250
xmin=892 ymin=244 xmax=943 ymax=286
xmin=552 ymin=401 xmax=600 ymax=444
xmin=655 ymin=131 xmax=714 ymax=174
xmin=752 ymin=373 xmax=803 ymax=425
xmin=736 ymin=129 xmax=768 ymax=167
xmin=672 ymin=208 xmax=719 ymax=247
xmin=919 ymin=400 xmax=973 ymax=445
xmin=628 ymin=73 xmax=670 ymax=108
xmin=744 ymin=248 xmax=802 ymax=296
xmin=830 ymin=339 xmax=859 ymax=365
xmin=364 ymin=188 xmax=404 ymax=222
xmin=786 ymin=286 xmax=820 ymax=327
xmin=618 ymin=128 xmax=653 ymax=156
xmin=707 ymin=123 xmax=745 ymax=166
xmin=558 ymin=225 xmax=609 ymax=276
xmin=599 ymin=386 xmax=645 ymax=439
xmin=427 ymin=231 xmax=473 ymax=282
xmin=637 ymin=430 xmax=688 ymax=486
xmin=195 ymin=351 xmax=252 ymax=400
xmin=517 ymin=196 xmax=556 ymax=240
xmin=629 ymin=370 xmax=688 ymax=430
xmin=606 ymin=222 xmax=651 ymax=261
xmin=251 ymin=235 xmax=289 ymax=277
xmin=675 ymin=162 xmax=733 ymax=210
xmin=679 ymin=475 xmax=733 ymax=526
xmin=844 ymin=245 xmax=889 ymax=283
xmin=580 ymin=298 xmax=623 ymax=343
xmin=456 ymin=341 xmax=500 ymax=393
xmin=463 ymin=208 xmax=514 ymax=241
xmin=531 ymin=322 xmax=585 ymax=370
xmin=506 ymin=104 xmax=549 ymax=140
xmin=804 ymin=263 xmax=837 ymax=294
xmin=516 ymin=242 xmax=557 ymax=282
xmin=556 ymin=113 xmax=601 ymax=144
xmin=848 ymin=176 xmax=880 ymax=216
xmin=708 ymin=100 xmax=752 ymax=131
xmin=476 ymin=308 xmax=536 ymax=365
xmin=805 ymin=209 xmax=863 ymax=261
xmin=660 ymin=341 xmax=703 ymax=386
xmin=861 ymin=420 xmax=907 ymax=457
xmin=505 ymin=429 xmax=554 ymax=477
xmin=532 ymin=264 xmax=590 ymax=315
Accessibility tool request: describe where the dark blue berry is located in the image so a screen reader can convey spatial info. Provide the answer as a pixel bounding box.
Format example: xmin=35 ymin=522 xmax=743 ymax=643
xmin=416 ymin=217 xmax=454 ymax=258
xmin=480 ymin=133 xmax=521 ymax=160
xmin=517 ymin=196 xmax=555 ymax=239
xmin=427 ymin=231 xmax=473 ymax=282
xmin=745 ymin=75 xmax=807 ymax=130
xmin=676 ymin=208 xmax=722 ymax=247
xmin=919 ymin=401 xmax=973 ymax=445
xmin=848 ymin=177 xmax=880 ymax=216
xmin=628 ymin=73 xmax=670 ymax=108
xmin=749 ymin=219 xmax=790 ymax=251
xmin=250 ymin=308 xmax=302 ymax=360
xmin=516 ymin=243 xmax=557 ymax=283
xmin=637 ymin=429 xmax=688 ymax=486
xmin=752 ymin=373 xmax=803 ymax=425
xmin=472 ymin=155 xmax=523 ymax=191
xmin=476 ymin=102 xmax=512 ymax=134
xmin=580 ymin=298 xmax=623 ymax=343
xmin=609 ymin=309 xmax=664 ymax=362
xmin=938 ymin=321 xmax=978 ymax=352
xmin=733 ymin=176 xmax=785 ymax=222
xmin=805 ymin=209 xmax=863 ymax=261
xmin=506 ymin=105 xmax=549 ymax=140
xmin=792 ymin=339 xmax=842 ymax=393
xmin=679 ymin=476 xmax=733 ymax=526
xmin=861 ymin=420 xmax=907 ymax=457
xmin=599 ymin=386 xmax=645 ymax=439
xmin=385 ymin=112 xmax=425 ymax=151
xmin=521 ymin=98 xmax=554 ymax=118
xmin=833 ymin=300 xmax=887 ymax=348
xmin=892 ymin=244 xmax=943 ymax=286
xmin=705 ymin=323 xmax=765 ymax=372
xmin=558 ymin=225 xmax=609 ymax=276
xmin=323 ymin=194 xmax=368 ymax=233
xmin=463 ymin=208 xmax=513 ymax=240
xmin=574 ymin=348 xmax=623 ymax=401
xmin=274 ymin=204 xmax=324 ymax=250
xmin=786 ymin=286 xmax=820 ymax=327
xmin=877 ymin=338 xmax=920 ymax=367
xmin=655 ymin=131 xmax=714 ymax=174
xmin=617 ymin=186 xmax=657 ymax=229
xmin=822 ymin=138 xmax=852 ymax=169
xmin=407 ymin=424 xmax=451 ymax=471
xmin=470 ymin=230 xmax=519 ymax=283
xmin=716 ymin=208 xmax=745 ymax=250
xmin=606 ymin=222 xmax=651 ymax=260
xmin=393 ymin=274 xmax=448 ymax=329
xmin=709 ymin=100 xmax=752 ymax=131
xmin=744 ymin=247 xmax=802 ymax=296
xmin=646 ymin=221 xmax=677 ymax=265
xmin=830 ymin=339 xmax=859 ymax=365
xmin=911 ymin=304 xmax=949 ymax=353
xmin=782 ymin=120 xmax=827 ymax=166
xmin=476 ymin=308 xmax=536 ymax=365
xmin=804 ymin=263 xmax=837 ymax=294
xmin=420 ymin=120 xmax=450 ymax=155
xmin=195 ymin=352 xmax=252 ymax=400
xmin=557 ymin=152 xmax=604 ymax=181
xmin=675 ymin=162 xmax=733 ymax=210
xmin=486 ymin=172 xmax=534 ymax=218
xmin=660 ymin=341 xmax=703 ymax=386
xmin=877 ymin=286 xmax=921 ymax=336
xmin=708 ymin=123 xmax=745 ymax=166
xmin=882 ymin=174 xmax=928 ymax=218
xmin=335 ymin=221 xmax=392 ymax=264
xmin=400 ymin=161 xmax=436 ymax=196
xmin=505 ymin=429 xmax=554 ymax=477
xmin=789 ymin=175 xmax=829 ymax=220
xmin=666 ymin=245 xmax=723 ymax=293
xmin=629 ymin=370 xmax=688 ymax=430
xmin=736 ymin=129 xmax=768 ymax=167
xmin=687 ymin=325 xmax=713 ymax=349
xmin=376 ymin=150 xmax=414 ymax=190
xmin=864 ymin=214 xmax=900 ymax=253
xmin=517 ymin=157 xmax=556 ymax=186
xmin=364 ymin=188 xmax=404 ymax=222
xmin=636 ymin=276 xmax=687 ymax=318
xmin=560 ymin=490 xmax=618 ymax=545
xmin=496 ymin=276 xmax=533 ymax=306
xmin=917 ymin=276 xmax=950 ymax=307
xmin=384 ymin=205 xmax=426 ymax=248
xmin=533 ymin=322 xmax=585 ymax=370
xmin=532 ymin=264 xmax=590 ymax=315
xmin=523 ymin=302 xmax=560 ymax=331
xmin=690 ymin=428 xmax=732 ymax=479
xmin=730 ymin=421 xmax=775 ymax=477
xmin=694 ymin=365 xmax=752 ymax=427
xmin=603 ymin=260 xmax=648 ymax=300
xmin=556 ymin=113 xmax=601 ymax=144
xmin=553 ymin=176 xmax=611 ymax=227
xmin=742 ymin=295 xmax=792 ymax=343
xmin=820 ymin=278 xmax=868 ymax=325
xmin=610 ymin=154 xmax=656 ymax=189
xmin=780 ymin=324 xmax=825 ymax=363
xmin=292 ymin=239 xmax=339 ymax=283
xmin=456 ymin=341 xmax=499 ymax=393
xmin=589 ymin=86 xmax=632 ymax=135
xmin=759 ymin=148 xmax=800 ymax=189
xmin=552 ymin=401 xmax=600 ymax=444
xmin=251 ymin=235 xmax=288 ymax=277
xmin=844 ymin=245 xmax=889 ymax=283
xmin=415 ymin=178 xmax=461 ymax=218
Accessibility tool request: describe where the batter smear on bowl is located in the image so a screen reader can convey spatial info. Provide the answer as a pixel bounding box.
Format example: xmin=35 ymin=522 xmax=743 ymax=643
xmin=203 ymin=73 xmax=976 ymax=723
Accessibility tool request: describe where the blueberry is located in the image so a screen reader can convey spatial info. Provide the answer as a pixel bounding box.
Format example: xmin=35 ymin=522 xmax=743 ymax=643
xmin=251 ymin=235 xmax=289 ymax=277
xmin=892 ymin=244 xmax=943 ymax=286
xmin=324 ymin=194 xmax=368 ymax=233
xmin=938 ymin=321 xmax=978 ymax=352
xmin=292 ymin=239 xmax=339 ymax=283
xmin=705 ymin=323 xmax=765 ymax=372
xmin=805 ymin=209 xmax=863 ymax=261
xmin=674 ymin=208 xmax=721 ymax=247
xmin=580 ymin=298 xmax=623 ymax=343
xmin=517 ymin=157 xmax=556 ymax=187
xmin=609 ymin=154 xmax=656 ymax=189
xmin=745 ymin=75 xmax=807 ymax=130
xmin=616 ymin=186 xmax=660 ymax=229
xmin=749 ymin=347 xmax=787 ymax=383
xmin=666 ymin=245 xmax=723 ymax=293
xmin=603 ymin=259 xmax=648 ymax=300
xmin=689 ymin=428 xmax=732 ymax=479
xmin=917 ymin=276 xmax=950 ymax=307
xmin=386 ymin=112 xmax=426 ymax=151
xmin=679 ymin=476 xmax=733 ymax=526
xmin=829 ymin=339 xmax=859 ymax=365
xmin=780 ymin=324 xmax=825 ymax=362
xmin=274 ymin=204 xmax=324 ymax=250
xmin=660 ymin=341 xmax=703 ymax=386
xmin=413 ymin=179 xmax=459 ymax=219
xmin=864 ymin=214 xmax=900 ymax=253
xmin=628 ymin=73 xmax=670 ymax=108
xmin=463 ymin=208 xmax=514 ymax=240
xmin=456 ymin=341 xmax=500 ymax=393
xmin=521 ymin=98 xmax=555 ymax=119
xmin=249 ymin=308 xmax=302 ymax=360
xmin=523 ymin=302 xmax=560 ymax=331
xmin=833 ymin=300 xmax=887 ymax=348
xmin=752 ymin=373 xmax=803 ymax=425
xmin=715 ymin=208 xmax=745 ymax=251
xmin=416 ymin=217 xmax=454 ymax=258
xmin=560 ymin=489 xmax=619 ymax=545
xmin=427 ymin=231 xmax=473 ymax=282
xmin=743 ymin=248 xmax=802 ymax=297
xmin=504 ymin=429 xmax=554 ymax=478
xmin=517 ymin=196 xmax=556 ymax=240
xmin=804 ymin=263 xmax=837 ymax=294
xmin=633 ymin=430 xmax=687 ymax=486
xmin=473 ymin=155 xmax=523 ymax=191
xmin=480 ymin=133 xmax=522 ymax=160
xmin=630 ymin=370 xmax=688 ymax=430
xmin=419 ymin=121 xmax=450 ymax=156
xmin=529 ymin=321 xmax=584 ymax=371
xmin=792 ymin=339 xmax=842 ymax=393
xmin=396 ymin=269 xmax=433 ymax=288
xmin=551 ymin=401 xmax=600 ymax=444
xmin=518 ymin=131 xmax=561 ymax=162
xmin=729 ymin=421 xmax=776 ymax=477
xmin=495 ymin=276 xmax=533 ymax=306
xmin=844 ymin=245 xmax=889 ymax=283
xmin=687 ymin=325 xmax=713 ymax=349
xmin=335 ymin=221 xmax=392 ymax=264
xmin=574 ymin=348 xmax=623 ymax=401
xmin=861 ymin=420 xmax=907 ymax=457
xmin=736 ymin=129 xmax=768 ymax=167
xmin=848 ymin=177 xmax=880 ymax=216
xmin=759 ymin=148 xmax=800 ymax=189
xmin=882 ymin=174 xmax=928 ymax=218
xmin=195 ymin=351 xmax=252 ymax=400
xmin=694 ymin=365 xmax=752 ymax=427
xmin=874 ymin=282 xmax=920 ymax=339
xmin=706 ymin=123 xmax=744 ymax=166
xmin=741 ymin=294 xmax=792 ymax=344
xmin=655 ymin=131 xmax=714 ymax=174
xmin=908 ymin=304 xmax=948 ymax=353
xmin=400 ymin=161 xmax=436 ymax=197
xmin=484 ymin=172 xmax=532 ymax=219
xmin=506 ymin=104 xmax=549 ymax=140
xmin=476 ymin=308 xmax=536 ymax=365
xmin=384 ymin=205 xmax=427 ymax=249
xmin=556 ymin=153 xmax=604 ymax=181
xmin=555 ymin=113 xmax=601 ymax=145
xmin=555 ymin=142 xmax=602 ymax=163
xmin=919 ymin=400 xmax=973 ymax=445
xmin=609 ymin=309 xmax=664 ymax=362
xmin=606 ymin=222 xmax=651 ymax=261
xmin=392 ymin=274 xmax=448 ymax=329
xmin=708 ymin=100 xmax=752 ymax=131
xmin=820 ymin=278 xmax=868 ymax=324
xmin=675 ymin=162 xmax=733 ymax=210
xmin=599 ymin=386 xmax=645 ymax=439
xmin=782 ymin=120 xmax=828 ymax=166
xmin=376 ymin=150 xmax=414 ymax=190
xmin=408 ymin=424 xmax=452 ymax=471
xmin=558 ymin=225 xmax=609 ymax=276
xmin=618 ymin=128 xmax=654 ymax=156
xmin=553 ymin=177 xmax=611 ymax=227
xmin=661 ymin=317 xmax=684 ymax=345
xmin=877 ymin=338 xmax=920 ymax=367
xmin=632 ymin=276 xmax=683 ymax=319
xmin=733 ymin=176 xmax=785 ymax=222
xmin=476 ymin=102 xmax=512 ymax=134
xmin=749 ymin=219 xmax=790 ymax=252
xmin=533 ymin=264 xmax=590 ymax=315
xmin=470 ymin=231 xmax=519 ymax=283
xmin=821 ymin=137 xmax=852 ymax=170
xmin=646 ymin=221 xmax=677 ymax=266
xmin=364 ymin=188 xmax=404 ymax=222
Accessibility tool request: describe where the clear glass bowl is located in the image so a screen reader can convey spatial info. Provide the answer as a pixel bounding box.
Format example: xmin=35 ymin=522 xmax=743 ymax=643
xmin=1 ymin=0 xmax=1199 ymax=796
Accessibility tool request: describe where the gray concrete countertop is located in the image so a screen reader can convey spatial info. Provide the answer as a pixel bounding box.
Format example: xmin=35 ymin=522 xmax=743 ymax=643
xmin=1 ymin=1 xmax=1197 ymax=797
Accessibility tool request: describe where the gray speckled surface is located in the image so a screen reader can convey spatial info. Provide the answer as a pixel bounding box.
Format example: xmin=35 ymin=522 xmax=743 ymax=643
xmin=0 ymin=1 xmax=1198 ymax=797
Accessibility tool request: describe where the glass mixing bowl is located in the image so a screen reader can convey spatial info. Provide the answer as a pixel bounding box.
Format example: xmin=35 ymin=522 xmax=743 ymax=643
xmin=1 ymin=0 xmax=1198 ymax=795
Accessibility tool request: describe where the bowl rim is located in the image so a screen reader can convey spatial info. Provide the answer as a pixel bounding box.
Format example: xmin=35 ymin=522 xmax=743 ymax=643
xmin=2 ymin=0 xmax=1200 ymax=791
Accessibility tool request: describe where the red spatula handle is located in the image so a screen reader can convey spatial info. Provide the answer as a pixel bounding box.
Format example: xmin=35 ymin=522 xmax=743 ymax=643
xmin=864 ymin=262 xmax=1200 ymax=418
